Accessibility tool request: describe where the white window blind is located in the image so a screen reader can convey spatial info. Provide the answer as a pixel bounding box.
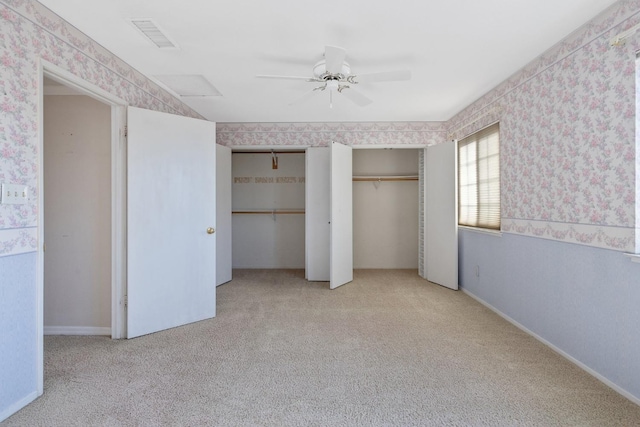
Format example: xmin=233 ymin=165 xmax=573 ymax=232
xmin=458 ymin=123 xmax=500 ymax=229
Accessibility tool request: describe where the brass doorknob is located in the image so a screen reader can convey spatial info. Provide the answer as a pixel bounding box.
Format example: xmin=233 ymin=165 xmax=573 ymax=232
xmin=207 ymin=227 xmax=215 ymax=234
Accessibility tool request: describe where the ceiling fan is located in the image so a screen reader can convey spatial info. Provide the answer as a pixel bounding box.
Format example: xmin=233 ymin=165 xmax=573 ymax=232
xmin=257 ymin=45 xmax=411 ymax=108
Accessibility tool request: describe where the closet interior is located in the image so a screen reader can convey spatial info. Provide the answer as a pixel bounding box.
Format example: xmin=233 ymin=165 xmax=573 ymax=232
xmin=232 ymin=151 xmax=306 ymax=268
xmin=352 ymin=149 xmax=419 ymax=269
xmin=230 ymin=147 xmax=420 ymax=272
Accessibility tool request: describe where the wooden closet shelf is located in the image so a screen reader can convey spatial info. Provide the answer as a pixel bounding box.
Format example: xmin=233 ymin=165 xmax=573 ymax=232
xmin=233 ymin=150 xmax=306 ymax=154
xmin=352 ymin=176 xmax=419 ymax=182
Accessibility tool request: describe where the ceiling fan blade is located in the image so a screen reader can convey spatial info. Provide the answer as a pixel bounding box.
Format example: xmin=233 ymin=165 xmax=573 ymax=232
xmin=256 ymin=74 xmax=315 ymax=81
xmin=355 ymin=70 xmax=411 ymax=83
xmin=325 ymin=45 xmax=347 ymax=74
xmin=340 ymin=87 xmax=372 ymax=107
xmin=288 ymin=86 xmax=323 ymax=106
xmin=257 ymin=52 xmax=312 ymax=66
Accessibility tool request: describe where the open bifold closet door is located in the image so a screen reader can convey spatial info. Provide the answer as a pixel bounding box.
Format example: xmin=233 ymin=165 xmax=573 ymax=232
xmin=424 ymin=141 xmax=458 ymax=290
xmin=305 ymin=147 xmax=330 ymax=281
xmin=216 ymin=144 xmax=232 ymax=286
xmin=306 ymin=142 xmax=354 ymax=289
xmin=329 ymin=141 xmax=353 ymax=289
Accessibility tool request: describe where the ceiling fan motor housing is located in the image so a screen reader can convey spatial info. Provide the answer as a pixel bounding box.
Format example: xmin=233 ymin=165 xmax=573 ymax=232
xmin=313 ymin=60 xmax=351 ymax=81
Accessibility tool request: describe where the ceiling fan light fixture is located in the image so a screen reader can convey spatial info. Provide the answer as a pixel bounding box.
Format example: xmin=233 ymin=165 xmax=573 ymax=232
xmin=326 ymin=80 xmax=339 ymax=92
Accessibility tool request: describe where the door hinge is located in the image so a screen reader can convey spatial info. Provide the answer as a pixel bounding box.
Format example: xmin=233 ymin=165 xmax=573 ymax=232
xmin=123 ymin=295 xmax=128 ymax=309
xmin=43 ymin=243 xmax=46 ymax=252
xmin=124 ymin=125 xmax=128 ymax=138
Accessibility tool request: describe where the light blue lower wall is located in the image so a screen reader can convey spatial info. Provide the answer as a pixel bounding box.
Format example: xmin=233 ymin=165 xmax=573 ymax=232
xmin=0 ymin=252 xmax=38 ymax=420
xmin=459 ymin=229 xmax=640 ymax=401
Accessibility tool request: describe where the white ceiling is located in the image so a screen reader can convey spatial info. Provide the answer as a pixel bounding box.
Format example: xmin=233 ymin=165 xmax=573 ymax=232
xmin=39 ymin=0 xmax=619 ymax=123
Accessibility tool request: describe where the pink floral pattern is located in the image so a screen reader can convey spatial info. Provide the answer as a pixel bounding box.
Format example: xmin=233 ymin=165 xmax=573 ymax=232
xmin=2 ymin=0 xmax=640 ymax=254
xmin=0 ymin=0 xmax=201 ymax=255
xmin=502 ymin=35 xmax=635 ymax=227
xmin=0 ymin=227 xmax=36 ymax=256
xmin=448 ymin=2 xmax=640 ymax=252
xmin=217 ymin=122 xmax=446 ymax=147
xmin=501 ymin=219 xmax=635 ymax=251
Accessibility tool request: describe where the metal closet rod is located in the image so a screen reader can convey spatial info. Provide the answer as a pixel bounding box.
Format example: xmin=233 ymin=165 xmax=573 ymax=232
xmin=232 ymin=210 xmax=305 ymax=214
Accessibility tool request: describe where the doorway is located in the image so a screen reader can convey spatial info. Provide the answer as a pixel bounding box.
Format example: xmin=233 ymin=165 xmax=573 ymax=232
xmin=43 ymin=85 xmax=112 ymax=335
xmin=37 ymin=63 xmax=127 ymax=395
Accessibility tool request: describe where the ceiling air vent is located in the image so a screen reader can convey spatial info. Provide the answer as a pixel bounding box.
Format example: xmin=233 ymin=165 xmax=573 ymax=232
xmin=129 ymin=18 xmax=178 ymax=49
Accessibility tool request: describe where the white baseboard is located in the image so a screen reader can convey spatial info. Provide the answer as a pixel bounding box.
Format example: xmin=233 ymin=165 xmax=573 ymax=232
xmin=0 ymin=391 xmax=39 ymax=422
xmin=44 ymin=326 xmax=111 ymax=336
xmin=461 ymin=288 xmax=640 ymax=406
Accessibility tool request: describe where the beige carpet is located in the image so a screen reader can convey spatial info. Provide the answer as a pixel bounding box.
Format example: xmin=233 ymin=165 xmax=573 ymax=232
xmin=4 ymin=269 xmax=640 ymax=426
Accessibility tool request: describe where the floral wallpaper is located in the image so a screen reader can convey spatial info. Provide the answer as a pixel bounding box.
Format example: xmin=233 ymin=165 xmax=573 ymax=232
xmin=2 ymin=0 xmax=640 ymax=254
xmin=636 ymin=46 xmax=640 ymax=253
xmin=217 ymin=122 xmax=446 ymax=147
xmin=448 ymin=1 xmax=640 ymax=252
xmin=0 ymin=0 xmax=201 ymax=256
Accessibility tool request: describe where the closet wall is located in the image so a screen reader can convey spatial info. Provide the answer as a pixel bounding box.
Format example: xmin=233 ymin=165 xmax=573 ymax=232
xmin=43 ymin=95 xmax=111 ymax=333
xmin=232 ymin=152 xmax=306 ymax=268
xmin=353 ymin=149 xmax=419 ymax=269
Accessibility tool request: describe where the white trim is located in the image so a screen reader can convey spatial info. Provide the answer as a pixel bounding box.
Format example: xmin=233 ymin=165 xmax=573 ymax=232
xmin=41 ymin=61 xmax=126 ymax=106
xmin=0 ymin=391 xmax=38 ymax=423
xmin=624 ymin=253 xmax=640 ymax=263
xmin=44 ymin=326 xmax=111 ymax=336
xmin=37 ymin=60 xmax=129 ymax=399
xmin=227 ymin=144 xmax=430 ymax=151
xmin=43 ymin=85 xmax=83 ymax=96
xmin=419 ymin=148 xmax=427 ymax=279
xmin=228 ymin=145 xmax=309 ymax=151
xmin=352 ymin=144 xmax=428 ymax=149
xmin=112 ymin=106 xmax=128 ymax=340
xmin=449 ymin=117 xmax=501 ymax=141
xmin=36 ymin=64 xmax=44 ymax=397
xmin=461 ymin=288 xmax=640 ymax=406
xmin=458 ymin=225 xmax=503 ymax=237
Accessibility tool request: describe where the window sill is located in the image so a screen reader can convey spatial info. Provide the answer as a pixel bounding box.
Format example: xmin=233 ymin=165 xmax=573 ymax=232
xmin=624 ymin=253 xmax=640 ymax=264
xmin=458 ymin=225 xmax=502 ymax=237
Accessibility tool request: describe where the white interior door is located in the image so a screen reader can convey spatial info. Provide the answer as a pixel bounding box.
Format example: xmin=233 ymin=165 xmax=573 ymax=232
xmin=330 ymin=141 xmax=353 ymax=289
xmin=216 ymin=144 xmax=232 ymax=286
xmin=424 ymin=141 xmax=458 ymax=290
xmin=127 ymin=107 xmax=217 ymax=338
xmin=306 ymin=147 xmax=330 ymax=281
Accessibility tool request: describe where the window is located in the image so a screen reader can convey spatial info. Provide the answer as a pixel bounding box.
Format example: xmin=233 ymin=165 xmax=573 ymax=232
xmin=458 ymin=123 xmax=500 ymax=230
